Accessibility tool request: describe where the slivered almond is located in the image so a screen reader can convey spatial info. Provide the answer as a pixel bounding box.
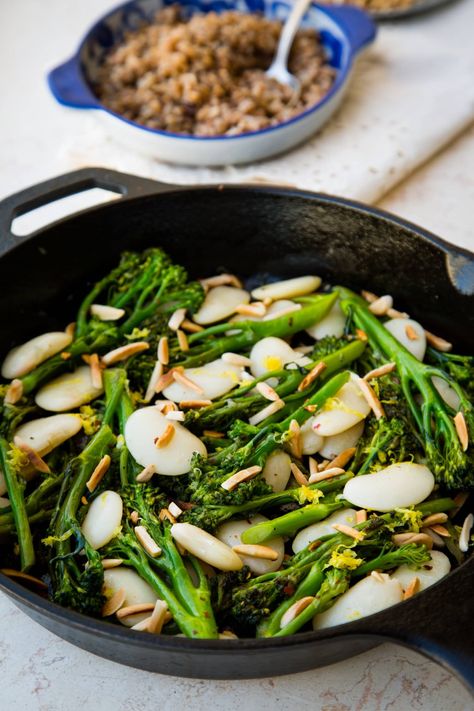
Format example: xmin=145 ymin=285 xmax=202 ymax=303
xmin=221 ymin=465 xmax=262 ymax=491
xmin=147 ymin=599 xmax=168 ymax=634
xmin=430 ymin=524 xmax=450 ymax=537
xmin=203 ymin=430 xmax=225 ymax=439
xmin=173 ymin=370 xmax=204 ymax=394
xmin=136 ymin=464 xmax=157 ymax=483
xmin=134 ymin=526 xmax=161 ymax=558
xmin=290 ymin=462 xmax=308 ymax=486
xmin=232 ymin=544 xmax=279 ymax=561
xmin=116 ymin=602 xmax=156 ymax=620
xmin=13 ymin=436 xmax=51 ymax=474
xmin=168 ymin=308 xmax=186 ymax=331
xmin=405 ymin=324 xmax=419 ymax=341
xmin=424 ymin=330 xmax=452 ymax=352
xmin=0 ymin=568 xmax=47 ymax=589
xmin=421 ymin=527 xmax=445 ymax=547
xmin=256 ymin=381 xmax=279 ymax=402
xmin=387 ymin=307 xmax=409 ymax=319
xmin=168 ymin=502 xmax=183 ymax=518
xmin=356 ymin=329 xmax=368 ymax=342
xmin=155 ymin=368 xmax=180 ymax=394
xmin=422 ymin=513 xmax=448 ymax=526
xmin=81 ymin=496 xmax=88 ymax=506
xmin=361 ymin=290 xmax=378 ymax=303
xmin=60 ymin=352 xmax=71 ymax=360
xmin=298 ymin=362 xmax=327 ymax=392
xmin=159 ymin=508 xmax=176 ymax=524
xmin=308 ymin=456 xmax=318 ymax=477
xmin=200 ymin=273 xmax=243 ymax=289
xmin=357 ymin=377 xmax=385 ymax=420
xmin=369 ymin=295 xmax=393 ymax=316
xmin=262 ymin=304 xmax=302 ymax=321
xmin=166 ymin=410 xmax=185 ymax=422
xmin=101 ymin=559 xmax=123 ymax=569
xmin=304 ymin=404 xmax=317 ymax=413
xmin=154 ymin=423 xmax=175 ymax=448
xmin=5 ymin=379 xmax=23 ymax=405
xmin=177 ymin=329 xmax=189 ymax=352
xmin=157 ymin=336 xmax=169 ymax=365
xmin=179 ymin=399 xmax=212 ymax=409
xmin=130 ymin=616 xmax=153 ymax=632
xmin=288 ymin=419 xmax=302 ymax=459
xmin=318 ymin=460 xmax=330 ymax=471
xmin=162 ymin=401 xmax=178 ymax=415
xmin=144 ymin=361 xmax=163 ymax=402
xmin=280 ymin=596 xmax=315 ymax=629
xmin=363 ymin=362 xmax=396 ymax=381
xmin=355 ymin=510 xmax=367 ymax=524
xmin=403 ymin=577 xmax=420 ymax=600
xmin=90 ymin=304 xmax=125 ymax=321
xmin=222 ymin=352 xmax=252 ymax=367
xmin=248 ymin=399 xmax=284 ymax=426
xmin=392 ymin=532 xmax=433 ymax=549
xmin=86 ymin=454 xmax=111 ymax=492
xmin=180 ymin=318 xmax=204 ymax=333
xmin=332 ymin=523 xmax=364 ymax=541
xmin=102 ymin=587 xmax=126 ymax=617
xmin=102 ymin=342 xmax=149 ymax=365
xmin=88 ymin=353 xmax=103 ymax=389
xmin=326 ymin=447 xmax=356 ymax=470
xmin=454 ymin=411 xmax=469 ymax=451
xmin=130 ymin=510 xmax=139 ymax=524
xmin=65 ymin=322 xmax=76 ymax=338
xmin=235 ymin=302 xmax=266 ymax=318
xmin=371 ymin=571 xmax=387 ymax=583
xmin=308 ymin=466 xmax=345 ymax=484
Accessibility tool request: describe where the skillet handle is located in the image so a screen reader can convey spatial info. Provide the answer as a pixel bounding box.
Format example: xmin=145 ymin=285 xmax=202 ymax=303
xmin=0 ymin=168 xmax=176 ymax=257
xmin=339 ymin=563 xmax=474 ymax=694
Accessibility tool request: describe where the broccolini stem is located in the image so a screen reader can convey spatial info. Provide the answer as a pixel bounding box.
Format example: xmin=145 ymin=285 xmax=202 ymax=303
xmin=354 ymin=543 xmax=431 ymax=577
xmin=0 ymin=438 xmax=35 ymax=570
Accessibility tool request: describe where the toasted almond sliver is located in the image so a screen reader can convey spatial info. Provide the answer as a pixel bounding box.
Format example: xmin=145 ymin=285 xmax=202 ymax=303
xmin=165 ymin=410 xmax=185 ymax=422
xmin=162 ymin=401 xmax=178 ymax=415
xmin=179 ymin=399 xmax=213 ymax=409
xmin=181 ymin=318 xmax=204 ymax=333
xmin=332 ymin=523 xmax=364 ymax=541
xmin=101 ymin=558 xmax=123 ymax=569
xmin=405 ymin=324 xmax=419 ymax=341
xmin=363 ymin=362 xmax=397 ymax=381
xmin=308 ymin=467 xmax=345 ymax=484
xmin=173 ymin=370 xmax=204 ymax=394
xmin=168 ymin=308 xmax=187 ymax=331
xmin=221 ymin=465 xmax=262 ymax=492
xmin=90 ymin=304 xmax=125 ymax=321
xmin=393 ymin=532 xmax=433 ymax=550
xmin=424 ymin=330 xmax=452 ymax=353
xmin=147 ymin=599 xmax=169 ymax=634
xmin=361 ymin=290 xmax=378 ymax=303
xmin=5 ymin=379 xmax=23 ymax=405
xmin=256 ymin=381 xmax=280 ymax=402
xmin=116 ymin=602 xmax=157 ymax=620
xmin=203 ymin=430 xmax=225 ymax=439
xmin=13 ymin=436 xmax=51 ymax=474
xmin=288 ymin=419 xmax=302 ymax=459
xmin=232 ymin=544 xmax=279 ymax=561
xmin=235 ymin=302 xmax=266 ymax=318
xmin=144 ymin=361 xmax=164 ymax=403
xmin=60 ymin=352 xmax=71 ymax=360
xmin=219 ymin=630 xmax=239 ymax=639
xmin=88 ymin=353 xmax=103 ymax=389
xmin=454 ymin=411 xmax=469 ymax=452
xmin=262 ymin=304 xmax=302 ymax=321
xmin=200 ymin=273 xmax=243 ymax=290
xmin=65 ymin=322 xmax=76 ymax=338
xmin=369 ymin=295 xmax=393 ymax=316
xmin=248 ymin=399 xmax=285 ymax=426
xmin=280 ymin=596 xmax=315 ymax=629
xmin=158 ymin=336 xmax=169 ymax=365
xmin=297 ymin=361 xmax=327 ymax=392
xmin=355 ymin=510 xmax=367 ymax=524
xmin=134 ymin=526 xmax=162 ymax=558
xmin=159 ymin=508 xmax=177 ymax=524
xmin=421 ymin=527 xmax=445 ymax=547
xmin=459 ymin=513 xmax=473 ymax=553
xmin=102 ymin=342 xmax=150 ymax=366
xmin=392 ymin=532 xmax=416 ymax=545
xmin=308 ymin=456 xmax=318 ymax=477
xmin=0 ymin=568 xmax=48 ymax=589
xmin=130 ymin=615 xmax=153 ymax=632
xmin=387 ymin=307 xmax=409 ymax=319
xmin=290 ymin=462 xmax=308 ymax=486
xmin=130 ymin=510 xmax=139 ymax=524
xmin=326 ymin=447 xmax=356 ymax=471
xmin=168 ymin=502 xmax=183 ymax=519
xmin=154 ymin=423 xmax=175 ymax=448
xmin=421 ymin=512 xmax=448 ymax=526
xmin=371 ymin=571 xmax=387 ymax=583
xmin=357 ymin=377 xmax=385 ymax=420
xmin=403 ymin=577 xmax=420 ymax=600
xmin=102 ymin=587 xmax=126 ymax=617
xmin=136 ymin=464 xmax=157 ymax=483
xmin=222 ymin=352 xmax=252 ymax=367
xmin=86 ymin=454 xmax=111 ymax=492
xmin=81 ymin=496 xmax=88 ymax=506
xmin=355 ymin=329 xmax=368 ymax=342
xmin=177 ymin=329 xmax=189 ymax=352
xmin=430 ymin=524 xmax=450 ymax=537
xmin=304 ymin=404 xmax=317 ymax=413
xmin=155 ymin=368 xmax=179 ymax=394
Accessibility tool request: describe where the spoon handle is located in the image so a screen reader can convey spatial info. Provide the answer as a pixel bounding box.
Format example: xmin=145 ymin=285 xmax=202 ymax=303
xmin=272 ymin=0 xmax=314 ymax=70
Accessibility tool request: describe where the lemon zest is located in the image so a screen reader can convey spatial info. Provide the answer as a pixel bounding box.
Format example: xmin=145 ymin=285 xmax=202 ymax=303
xmin=326 ymin=545 xmax=363 ymax=571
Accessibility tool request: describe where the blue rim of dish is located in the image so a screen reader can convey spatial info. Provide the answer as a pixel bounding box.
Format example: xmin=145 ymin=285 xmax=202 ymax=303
xmin=48 ymin=0 xmax=377 ymax=142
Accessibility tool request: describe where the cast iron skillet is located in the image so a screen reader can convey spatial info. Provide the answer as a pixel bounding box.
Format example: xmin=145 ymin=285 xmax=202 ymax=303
xmin=0 ymin=168 xmax=472 ymax=688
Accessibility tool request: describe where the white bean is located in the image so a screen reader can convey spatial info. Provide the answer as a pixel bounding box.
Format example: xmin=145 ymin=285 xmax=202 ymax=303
xmin=306 ymin=301 xmax=346 ymax=340
xmin=1 ymin=332 xmax=73 ymax=379
xmin=251 ymin=276 xmax=321 ymax=301
xmin=392 ymin=550 xmax=451 ymax=592
xmin=384 ymin=319 xmax=426 ymax=360
xmin=35 ymin=366 xmax=104 ymax=412
xmin=262 ymin=450 xmax=292 ymax=492
xmin=103 ymin=568 xmax=158 ymax=627
xmin=318 ymin=421 xmax=365 ymax=461
xmin=15 ymin=414 xmax=82 ymax=458
xmin=263 ymin=300 xmax=301 ymax=320
xmin=81 ymin=491 xmax=123 ymax=550
xmin=311 ymin=373 xmax=371 ymax=437
xmin=431 ymin=376 xmax=461 ymax=411
xmin=163 ymin=359 xmax=242 ymax=402
xmin=300 ymin=417 xmax=324 ymax=455
xmin=193 ymin=286 xmax=250 ymax=325
xmin=292 ymin=509 xmax=358 ymax=553
xmin=343 ymin=462 xmax=435 ymax=512
xmin=250 ymin=337 xmax=309 ymax=378
xmin=125 ymin=407 xmax=206 ymax=476
xmin=170 ymin=523 xmax=243 ymax=571
xmin=313 ymin=574 xmax=403 ymax=629
xmin=215 ymin=516 xmax=284 ymax=574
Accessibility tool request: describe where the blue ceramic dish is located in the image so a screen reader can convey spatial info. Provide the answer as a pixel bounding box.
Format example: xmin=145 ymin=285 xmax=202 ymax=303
xmin=48 ymin=0 xmax=377 ymax=166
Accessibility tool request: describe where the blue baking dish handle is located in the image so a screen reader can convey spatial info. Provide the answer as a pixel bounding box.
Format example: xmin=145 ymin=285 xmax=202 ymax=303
xmin=326 ymin=5 xmax=377 ymax=55
xmin=47 ymin=55 xmax=99 ymax=109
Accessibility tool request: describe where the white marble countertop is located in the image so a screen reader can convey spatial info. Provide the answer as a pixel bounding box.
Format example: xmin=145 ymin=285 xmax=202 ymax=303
xmin=0 ymin=1 xmax=473 ymax=709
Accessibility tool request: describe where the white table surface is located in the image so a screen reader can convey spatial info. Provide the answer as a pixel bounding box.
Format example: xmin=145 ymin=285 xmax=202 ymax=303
xmin=0 ymin=1 xmax=473 ymax=709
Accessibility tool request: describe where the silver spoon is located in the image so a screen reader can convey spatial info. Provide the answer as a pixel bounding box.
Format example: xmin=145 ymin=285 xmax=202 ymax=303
xmin=265 ymin=0 xmax=314 ymax=92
